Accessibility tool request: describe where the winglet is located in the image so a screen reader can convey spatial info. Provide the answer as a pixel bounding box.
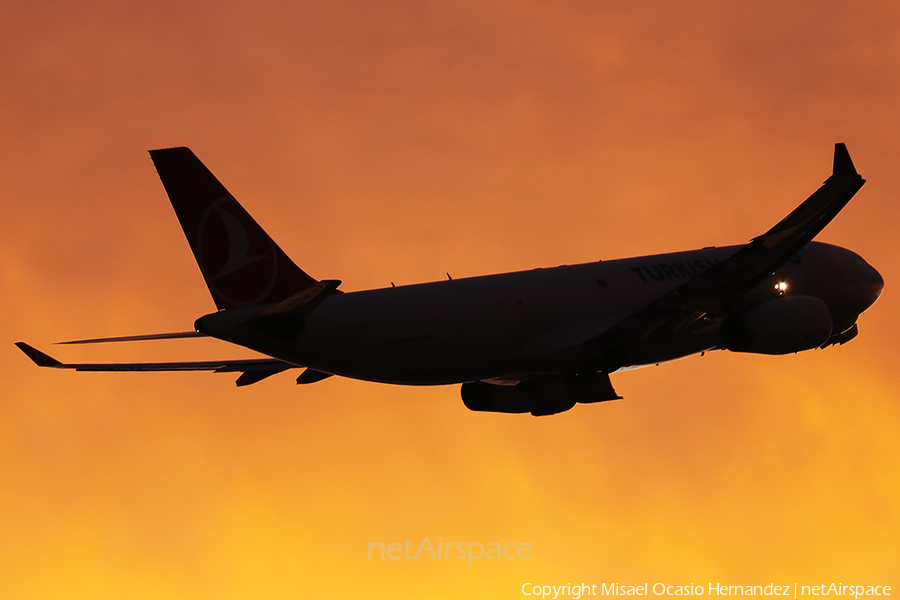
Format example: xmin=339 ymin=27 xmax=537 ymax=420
xmin=15 ymin=342 xmax=62 ymax=367
xmin=833 ymin=142 xmax=858 ymax=177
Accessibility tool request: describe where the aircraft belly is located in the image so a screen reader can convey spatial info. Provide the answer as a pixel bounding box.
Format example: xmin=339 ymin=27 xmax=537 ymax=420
xmin=289 ymin=315 xmax=546 ymax=384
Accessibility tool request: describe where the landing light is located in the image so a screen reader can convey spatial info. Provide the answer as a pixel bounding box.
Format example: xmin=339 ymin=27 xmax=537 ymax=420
xmin=775 ymin=282 xmax=788 ymax=294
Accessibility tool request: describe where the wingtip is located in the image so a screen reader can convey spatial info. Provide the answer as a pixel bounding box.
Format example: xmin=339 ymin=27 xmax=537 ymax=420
xmin=833 ymin=142 xmax=858 ymax=177
xmin=15 ymin=342 xmax=62 ymax=367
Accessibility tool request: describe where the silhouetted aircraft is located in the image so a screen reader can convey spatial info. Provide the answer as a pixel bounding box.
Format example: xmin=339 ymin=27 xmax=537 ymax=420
xmin=17 ymin=144 xmax=883 ymax=415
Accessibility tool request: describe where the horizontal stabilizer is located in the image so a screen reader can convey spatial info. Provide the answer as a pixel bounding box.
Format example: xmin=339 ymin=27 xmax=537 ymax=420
xmin=246 ymin=279 xmax=342 ymax=340
xmin=57 ymin=331 xmax=208 ymax=345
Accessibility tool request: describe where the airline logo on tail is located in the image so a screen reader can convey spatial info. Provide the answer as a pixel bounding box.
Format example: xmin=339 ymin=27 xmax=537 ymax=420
xmin=196 ymin=195 xmax=279 ymax=306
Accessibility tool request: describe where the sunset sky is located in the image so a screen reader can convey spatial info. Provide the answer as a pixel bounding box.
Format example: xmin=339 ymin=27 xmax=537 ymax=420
xmin=1 ymin=1 xmax=899 ymax=598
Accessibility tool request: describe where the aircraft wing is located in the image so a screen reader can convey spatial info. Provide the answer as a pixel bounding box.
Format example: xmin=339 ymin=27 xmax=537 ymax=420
xmin=581 ymin=143 xmax=866 ymax=370
xmin=15 ymin=342 xmax=297 ymax=386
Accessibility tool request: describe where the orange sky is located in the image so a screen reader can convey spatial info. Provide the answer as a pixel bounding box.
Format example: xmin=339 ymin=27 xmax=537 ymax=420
xmin=2 ymin=1 xmax=899 ymax=598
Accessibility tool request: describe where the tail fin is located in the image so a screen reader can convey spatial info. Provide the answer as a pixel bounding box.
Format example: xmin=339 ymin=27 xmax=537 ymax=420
xmin=149 ymin=147 xmax=318 ymax=309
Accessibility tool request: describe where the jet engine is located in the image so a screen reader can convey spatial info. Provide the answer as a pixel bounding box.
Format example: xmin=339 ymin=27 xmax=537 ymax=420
xmin=461 ymin=373 xmax=620 ymax=416
xmin=720 ymin=295 xmax=833 ymax=355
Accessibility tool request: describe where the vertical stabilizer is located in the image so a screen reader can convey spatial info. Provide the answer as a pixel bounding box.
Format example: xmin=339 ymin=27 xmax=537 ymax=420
xmin=149 ymin=147 xmax=318 ymax=309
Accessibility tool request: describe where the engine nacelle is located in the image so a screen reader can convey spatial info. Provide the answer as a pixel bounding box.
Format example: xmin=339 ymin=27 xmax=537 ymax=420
xmin=461 ymin=373 xmax=620 ymax=416
xmin=720 ymin=295 xmax=833 ymax=355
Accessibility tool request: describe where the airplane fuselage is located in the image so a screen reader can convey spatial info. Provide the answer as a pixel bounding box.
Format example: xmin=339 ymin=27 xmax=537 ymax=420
xmin=197 ymin=241 xmax=883 ymax=385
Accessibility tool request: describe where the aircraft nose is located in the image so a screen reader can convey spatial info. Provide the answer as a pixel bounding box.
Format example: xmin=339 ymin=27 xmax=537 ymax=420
xmin=862 ymin=261 xmax=884 ymax=307
xmin=825 ymin=251 xmax=884 ymax=328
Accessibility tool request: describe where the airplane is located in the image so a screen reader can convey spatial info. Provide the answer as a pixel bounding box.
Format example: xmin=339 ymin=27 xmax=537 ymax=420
xmin=16 ymin=143 xmax=883 ymax=416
